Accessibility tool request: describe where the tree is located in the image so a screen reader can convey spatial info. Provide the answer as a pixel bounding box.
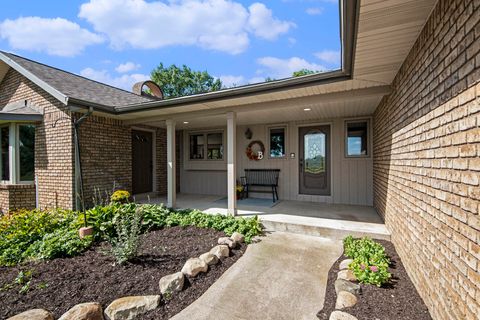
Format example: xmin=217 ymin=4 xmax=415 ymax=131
xmin=292 ymin=69 xmax=317 ymax=77
xmin=150 ymin=63 xmax=222 ymax=99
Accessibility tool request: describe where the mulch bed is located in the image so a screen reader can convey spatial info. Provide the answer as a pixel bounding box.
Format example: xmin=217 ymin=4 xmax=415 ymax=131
xmin=317 ymin=240 xmax=432 ymax=320
xmin=0 ymin=226 xmax=246 ymax=319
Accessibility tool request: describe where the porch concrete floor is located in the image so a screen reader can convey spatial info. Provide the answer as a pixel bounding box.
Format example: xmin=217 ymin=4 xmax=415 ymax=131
xmin=170 ymin=232 xmax=343 ymax=320
xmin=138 ymin=193 xmax=390 ymax=240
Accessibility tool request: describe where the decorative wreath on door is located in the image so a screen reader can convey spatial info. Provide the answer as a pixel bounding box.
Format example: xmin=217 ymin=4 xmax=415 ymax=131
xmin=246 ymin=140 xmax=265 ymax=161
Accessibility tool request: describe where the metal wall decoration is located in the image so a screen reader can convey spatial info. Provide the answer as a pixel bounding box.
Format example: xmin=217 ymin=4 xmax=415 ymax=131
xmin=245 ymin=128 xmax=252 ymax=140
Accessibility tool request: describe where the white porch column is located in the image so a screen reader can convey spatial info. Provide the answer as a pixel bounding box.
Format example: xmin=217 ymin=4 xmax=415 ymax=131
xmin=227 ymin=112 xmax=237 ymax=216
xmin=166 ymin=119 xmax=176 ymax=208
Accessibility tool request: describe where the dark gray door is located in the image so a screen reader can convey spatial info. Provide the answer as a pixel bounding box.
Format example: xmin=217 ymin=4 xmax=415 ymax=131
xmin=299 ymin=125 xmax=331 ymax=195
xmin=132 ymin=130 xmax=153 ymax=194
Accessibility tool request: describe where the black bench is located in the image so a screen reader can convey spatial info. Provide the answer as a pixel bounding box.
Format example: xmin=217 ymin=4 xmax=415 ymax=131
xmin=241 ymin=169 xmax=280 ymax=202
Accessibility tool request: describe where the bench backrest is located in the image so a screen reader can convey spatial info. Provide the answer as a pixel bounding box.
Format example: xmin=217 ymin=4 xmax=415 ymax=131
xmin=244 ymin=169 xmax=280 ymax=186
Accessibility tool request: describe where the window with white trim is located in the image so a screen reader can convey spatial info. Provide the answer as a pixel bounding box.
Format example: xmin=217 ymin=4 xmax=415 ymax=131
xmin=0 ymin=123 xmax=35 ymax=183
xmin=189 ymin=131 xmax=223 ymax=160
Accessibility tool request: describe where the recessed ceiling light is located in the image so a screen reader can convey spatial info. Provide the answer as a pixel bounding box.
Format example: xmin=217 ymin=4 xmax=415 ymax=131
xmin=183 ymin=121 xmax=189 ymax=124
xmin=303 ymin=108 xmax=311 ymax=111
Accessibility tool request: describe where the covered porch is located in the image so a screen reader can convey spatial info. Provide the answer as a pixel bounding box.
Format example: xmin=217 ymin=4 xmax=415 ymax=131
xmin=138 ymin=193 xmax=390 ymax=240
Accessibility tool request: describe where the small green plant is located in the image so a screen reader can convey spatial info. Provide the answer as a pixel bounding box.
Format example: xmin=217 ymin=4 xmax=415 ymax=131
xmin=109 ymin=207 xmax=143 ymax=265
xmin=16 ymin=270 xmax=33 ymax=294
xmin=343 ymin=236 xmax=391 ymax=287
xmin=110 ymin=190 xmax=131 ymax=203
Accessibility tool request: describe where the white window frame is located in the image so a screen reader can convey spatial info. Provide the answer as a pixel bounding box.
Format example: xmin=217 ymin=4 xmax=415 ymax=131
xmin=268 ymin=125 xmax=287 ymax=159
xmin=345 ymin=119 xmax=370 ymax=158
xmin=0 ymin=123 xmax=35 ymax=185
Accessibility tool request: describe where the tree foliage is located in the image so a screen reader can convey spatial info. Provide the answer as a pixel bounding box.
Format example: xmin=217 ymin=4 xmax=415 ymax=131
xmin=150 ymin=63 xmax=222 ymax=99
xmin=292 ymin=69 xmax=317 ymax=77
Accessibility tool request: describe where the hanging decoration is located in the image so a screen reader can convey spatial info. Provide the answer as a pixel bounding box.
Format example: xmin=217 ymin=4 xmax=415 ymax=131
xmin=246 ymin=140 xmax=265 ymax=161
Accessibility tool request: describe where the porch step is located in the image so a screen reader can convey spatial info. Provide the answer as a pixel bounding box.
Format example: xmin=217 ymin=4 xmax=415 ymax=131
xmin=258 ymin=214 xmax=391 ymax=241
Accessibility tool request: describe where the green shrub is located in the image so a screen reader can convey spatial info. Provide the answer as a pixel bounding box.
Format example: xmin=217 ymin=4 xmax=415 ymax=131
xmin=1 ymin=202 xmax=263 ymax=267
xmin=108 ymin=207 xmax=143 ymax=265
xmin=343 ymin=235 xmax=391 ymax=287
xmin=0 ymin=209 xmax=91 ymax=266
xmin=110 ymin=190 xmax=131 ymax=203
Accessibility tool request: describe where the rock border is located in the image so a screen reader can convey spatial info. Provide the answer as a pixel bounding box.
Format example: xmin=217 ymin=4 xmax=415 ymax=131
xmin=329 ymin=258 xmax=360 ymax=320
xmin=7 ymin=232 xmax=246 ymax=320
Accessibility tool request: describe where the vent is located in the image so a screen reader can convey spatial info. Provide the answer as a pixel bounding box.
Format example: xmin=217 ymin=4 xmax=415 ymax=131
xmin=132 ymin=80 xmax=164 ymax=99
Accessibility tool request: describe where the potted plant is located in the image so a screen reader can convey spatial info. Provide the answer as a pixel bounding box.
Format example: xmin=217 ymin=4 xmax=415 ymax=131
xmin=236 ymin=185 xmax=245 ymax=200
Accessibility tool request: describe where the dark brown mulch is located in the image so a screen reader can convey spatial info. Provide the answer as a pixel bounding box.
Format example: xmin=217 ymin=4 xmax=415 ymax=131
xmin=0 ymin=226 xmax=246 ymax=319
xmin=317 ymin=240 xmax=432 ymax=320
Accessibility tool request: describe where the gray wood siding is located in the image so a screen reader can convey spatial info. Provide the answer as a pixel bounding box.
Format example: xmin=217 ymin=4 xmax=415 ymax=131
xmin=179 ymin=117 xmax=373 ymax=206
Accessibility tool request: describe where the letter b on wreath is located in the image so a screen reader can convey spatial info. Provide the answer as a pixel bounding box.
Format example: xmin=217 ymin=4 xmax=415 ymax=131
xmin=246 ymin=140 xmax=265 ymax=161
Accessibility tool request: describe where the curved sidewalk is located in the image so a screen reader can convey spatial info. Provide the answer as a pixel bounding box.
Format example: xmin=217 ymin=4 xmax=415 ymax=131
xmin=171 ymin=232 xmax=343 ymax=320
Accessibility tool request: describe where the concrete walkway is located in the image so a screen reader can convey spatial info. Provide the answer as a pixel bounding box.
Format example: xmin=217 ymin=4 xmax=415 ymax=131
xmin=171 ymin=232 xmax=343 ymax=320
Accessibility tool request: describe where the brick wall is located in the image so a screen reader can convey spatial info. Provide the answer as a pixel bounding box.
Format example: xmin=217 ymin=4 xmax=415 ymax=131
xmin=79 ymin=119 xmax=170 ymax=206
xmin=373 ymin=0 xmax=480 ymax=319
xmin=0 ymin=184 xmax=36 ymax=212
xmin=0 ymin=69 xmax=74 ymax=210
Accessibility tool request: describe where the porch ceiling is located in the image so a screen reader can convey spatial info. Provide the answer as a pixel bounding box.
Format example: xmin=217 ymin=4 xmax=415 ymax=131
xmin=122 ymin=80 xmax=390 ymax=128
xmin=354 ymin=0 xmax=437 ymax=83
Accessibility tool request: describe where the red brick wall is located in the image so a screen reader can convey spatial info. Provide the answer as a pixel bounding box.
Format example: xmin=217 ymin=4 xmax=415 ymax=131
xmin=0 ymin=69 xmax=74 ymax=210
xmin=373 ymin=0 xmax=480 ymax=319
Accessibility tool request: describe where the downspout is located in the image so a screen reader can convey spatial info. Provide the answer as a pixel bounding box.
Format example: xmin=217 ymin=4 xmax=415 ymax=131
xmin=73 ymin=107 xmax=93 ymax=224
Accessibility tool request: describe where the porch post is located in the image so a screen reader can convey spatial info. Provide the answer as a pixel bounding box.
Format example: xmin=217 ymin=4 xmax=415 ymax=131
xmin=166 ymin=119 xmax=176 ymax=208
xmin=226 ymin=112 xmax=237 ymax=216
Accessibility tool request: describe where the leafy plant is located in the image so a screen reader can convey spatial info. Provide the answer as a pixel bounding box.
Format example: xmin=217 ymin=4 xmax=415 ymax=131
xmin=343 ymin=236 xmax=391 ymax=287
xmin=110 ymin=190 xmax=131 ymax=203
xmin=108 ymin=207 xmax=143 ymax=265
xmin=0 ymin=209 xmax=90 ymax=266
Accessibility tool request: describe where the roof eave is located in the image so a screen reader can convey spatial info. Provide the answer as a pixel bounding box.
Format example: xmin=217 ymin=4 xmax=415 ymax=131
xmin=0 ymin=52 xmax=69 ymax=105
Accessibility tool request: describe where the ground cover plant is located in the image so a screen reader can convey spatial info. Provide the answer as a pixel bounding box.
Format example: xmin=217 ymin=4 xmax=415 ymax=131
xmin=343 ymin=236 xmax=391 ymax=286
xmin=318 ymin=238 xmax=432 ymax=320
xmin=0 ymin=191 xmax=262 ymax=267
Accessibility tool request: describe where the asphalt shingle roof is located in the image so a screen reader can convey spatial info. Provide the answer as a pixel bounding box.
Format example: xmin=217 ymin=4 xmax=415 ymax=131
xmin=1 ymin=51 xmax=154 ymax=108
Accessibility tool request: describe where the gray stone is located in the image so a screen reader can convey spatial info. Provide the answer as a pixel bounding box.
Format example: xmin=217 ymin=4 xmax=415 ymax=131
xmin=337 ymin=269 xmax=356 ymax=282
xmin=159 ymin=272 xmax=184 ymax=296
xmin=230 ymin=232 xmax=245 ymax=243
xmin=209 ymin=245 xmax=229 ymax=259
xmin=59 ymin=303 xmax=103 ymax=320
xmin=7 ymin=309 xmax=54 ymax=320
xmin=105 ymin=295 xmax=160 ymax=320
xmin=334 ymin=279 xmax=361 ymax=295
xmin=218 ymin=237 xmax=237 ymax=248
xmin=329 ymin=311 xmax=358 ymax=320
xmin=181 ymin=258 xmax=208 ymax=277
xmin=335 ymin=291 xmax=358 ymax=309
xmin=199 ymin=252 xmax=219 ymax=266
xmin=339 ymin=259 xmax=353 ymax=270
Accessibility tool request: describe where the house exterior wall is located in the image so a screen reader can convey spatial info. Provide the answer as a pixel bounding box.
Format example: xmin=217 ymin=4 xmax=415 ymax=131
xmin=79 ymin=120 xmax=169 ymax=206
xmin=180 ymin=116 xmax=374 ymax=205
xmin=0 ymin=184 xmax=36 ymax=212
xmin=373 ymin=0 xmax=480 ymax=319
xmin=0 ymin=68 xmax=74 ymax=211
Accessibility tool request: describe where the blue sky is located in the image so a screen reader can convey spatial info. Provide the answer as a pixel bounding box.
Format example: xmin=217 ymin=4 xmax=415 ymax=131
xmin=0 ymin=0 xmax=340 ymax=90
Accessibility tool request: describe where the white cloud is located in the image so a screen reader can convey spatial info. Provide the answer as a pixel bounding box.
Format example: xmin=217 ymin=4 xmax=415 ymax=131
xmin=256 ymin=56 xmax=326 ymax=79
xmin=247 ymin=3 xmax=295 ymax=40
xmin=115 ymin=62 xmax=141 ymax=73
xmin=79 ymin=0 xmax=293 ymax=54
xmin=306 ymin=7 xmax=324 ymax=15
xmin=80 ymin=67 xmax=149 ymax=91
xmin=314 ymin=49 xmax=340 ymax=64
xmin=0 ymin=17 xmax=103 ymax=57
xmin=219 ymin=75 xmax=246 ymax=88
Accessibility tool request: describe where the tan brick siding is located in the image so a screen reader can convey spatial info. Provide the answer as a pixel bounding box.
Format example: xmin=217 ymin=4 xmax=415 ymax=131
xmin=373 ymin=0 xmax=480 ymax=319
xmin=0 ymin=69 xmax=74 ymax=210
xmin=0 ymin=184 xmax=36 ymax=212
xmin=79 ymin=120 xmax=170 ymax=206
